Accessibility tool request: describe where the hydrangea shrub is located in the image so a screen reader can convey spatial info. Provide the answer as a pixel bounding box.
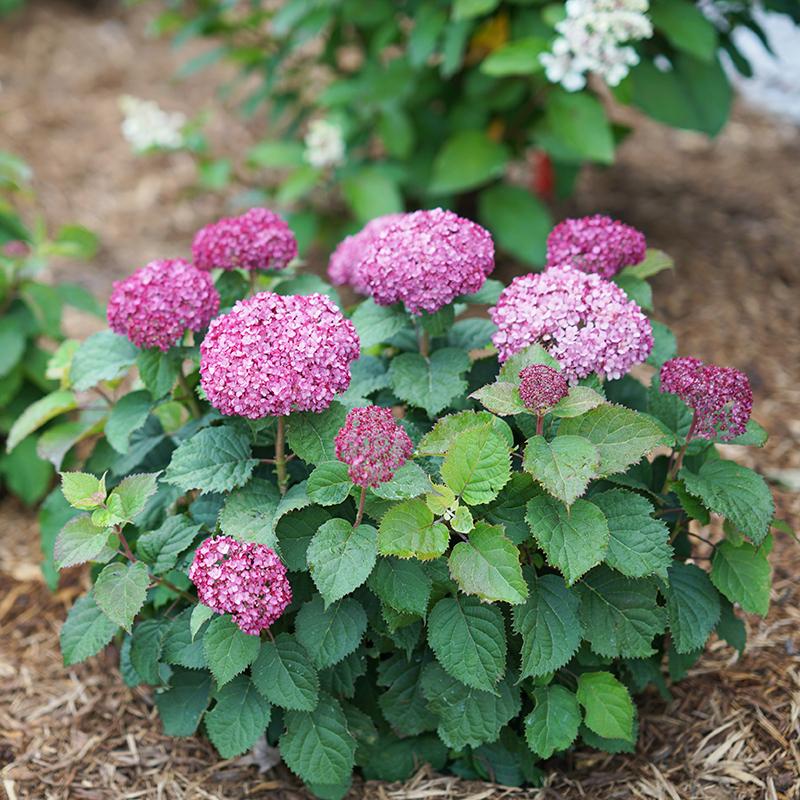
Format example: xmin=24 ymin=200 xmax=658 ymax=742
xmin=34 ymin=207 xmax=782 ymax=797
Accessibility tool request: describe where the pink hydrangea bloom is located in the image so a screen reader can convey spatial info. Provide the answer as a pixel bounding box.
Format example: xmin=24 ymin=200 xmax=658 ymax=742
xmin=546 ymin=215 xmax=647 ymax=278
xmin=200 ymin=291 xmax=360 ymax=419
xmin=192 ymin=208 xmax=297 ymax=272
xmin=189 ymin=536 xmax=291 ymax=635
xmin=355 ymin=208 xmax=495 ymax=315
xmin=334 ymin=406 xmax=414 ymax=487
xmin=2 ymin=240 xmax=30 ymax=258
xmin=660 ymin=357 xmax=753 ymax=440
xmin=490 ymin=265 xmax=653 ymax=382
xmin=107 ymin=259 xmax=220 ymax=351
xmin=519 ymin=364 xmax=569 ymax=413
xmin=328 ymin=213 xmax=406 ymax=295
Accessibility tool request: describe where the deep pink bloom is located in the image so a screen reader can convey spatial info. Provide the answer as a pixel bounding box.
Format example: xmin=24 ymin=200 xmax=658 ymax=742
xmin=355 ymin=208 xmax=495 ymax=315
xmin=660 ymin=357 xmax=752 ymax=440
xmin=328 ymin=214 xmax=405 ymax=295
xmin=192 ymin=208 xmax=297 ymax=272
xmin=189 ymin=536 xmax=291 ymax=635
xmin=546 ymin=215 xmax=646 ymax=278
xmin=200 ymin=291 xmax=360 ymax=419
xmin=519 ymin=364 xmax=569 ymax=413
xmin=490 ymin=265 xmax=653 ymax=382
xmin=2 ymin=240 xmax=30 ymax=258
xmin=107 ymin=259 xmax=219 ymax=351
xmin=334 ymin=406 xmax=413 ymax=487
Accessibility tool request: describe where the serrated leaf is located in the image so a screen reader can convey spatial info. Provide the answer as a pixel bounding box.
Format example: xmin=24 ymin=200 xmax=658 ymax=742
xmin=351 ymin=299 xmax=410 ymax=350
xmin=110 ymin=472 xmax=160 ymax=522
xmin=155 ymin=668 xmax=212 ymax=736
xmin=6 ymin=390 xmax=77 ymax=452
xmin=307 ymin=462 xmax=353 ymax=506
xmin=576 ymin=566 xmax=667 ymax=658
xmin=276 ymin=505 xmax=331 ymax=571
xmin=205 ymin=675 xmax=272 ymax=758
xmin=389 ymin=348 xmax=470 ymax=416
xmin=70 ymin=331 xmax=139 ymax=391
xmin=711 ymin=540 xmax=771 ymax=616
xmin=427 ymin=595 xmax=506 ymax=692
xmin=190 ymin=604 xmax=215 ymax=640
xmin=367 ymin=557 xmax=432 ymax=616
xmin=377 ymin=651 xmax=437 ymax=736
xmin=524 ymin=685 xmax=581 ymax=758
xmin=667 ymin=561 xmax=721 ymax=654
xmin=60 ymin=592 xmax=119 ymax=666
xmin=526 ymin=495 xmax=609 ymax=585
xmin=94 ymin=561 xmax=150 ymax=631
xmin=417 ymin=410 xmax=513 ymax=455
xmin=513 ymin=572 xmax=582 ymax=679
xmin=576 ymin=671 xmax=634 ymax=741
xmin=716 ymin=598 xmax=746 ymax=654
xmin=622 ymin=248 xmax=673 ymax=280
xmin=550 ymin=386 xmax=606 ymax=418
xmin=287 ymin=403 xmax=348 ymax=466
xmin=498 ymin=344 xmax=560 ymax=382
xmin=131 ymin=618 xmax=167 ymax=684
xmin=377 ymin=498 xmax=449 ymax=560
xmin=476 ymin=472 xmax=540 ymax=544
xmin=252 ymin=633 xmax=319 ymax=711
xmin=106 ymin=390 xmax=153 ymax=453
xmin=218 ymin=478 xmax=281 ymax=547
xmin=451 ymin=504 xmax=474 ymax=533
xmin=441 ymin=425 xmax=511 ymax=506
xmin=524 ymin=435 xmax=600 ymax=506
xmin=371 ymin=462 xmax=431 ymax=501
xmin=470 ymin=381 xmax=527 ymax=416
xmin=448 ymin=523 xmax=527 ymax=604
xmin=165 ymin=426 xmax=258 ymax=495
xmin=162 ymin=608 xmax=208 ymax=669
xmin=136 ymin=515 xmax=201 ymax=574
xmin=137 ymin=348 xmax=182 ymax=399
xmin=295 ymin=596 xmax=367 ymax=669
xmin=60 ymin=471 xmax=106 ymax=510
xmin=203 ymin=615 xmax=260 ymax=686
xmin=307 ymin=519 xmax=377 ymax=606
xmin=681 ymin=460 xmax=774 ymax=546
xmin=54 ymin=515 xmax=111 ymax=568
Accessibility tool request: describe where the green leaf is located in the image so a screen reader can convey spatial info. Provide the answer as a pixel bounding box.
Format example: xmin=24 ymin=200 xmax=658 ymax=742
xmin=155 ymin=668 xmax=212 ymax=736
xmin=558 ymin=405 xmax=668 ymax=476
xmin=295 ymin=596 xmax=367 ymax=669
xmin=498 ymin=344 xmax=560 ymax=382
xmin=287 ymin=403 xmax=348 ymax=466
xmin=371 ymin=462 xmax=431 ymax=501
xmin=526 ymin=495 xmax=609 ymax=585
xmin=441 ymin=424 xmax=511 ymax=506
xmin=60 ymin=471 xmax=105 ymax=510
xmin=342 ymin=168 xmax=403 ymax=223
xmin=452 ymin=0 xmax=499 ymax=19
xmin=307 ymin=462 xmax=353 ymax=506
xmin=377 ymin=652 xmax=437 ymax=736
xmin=106 ymin=390 xmax=153 ymax=453
xmin=378 ymin=498 xmax=450 ymax=560
xmin=247 ymin=139 xmax=305 ymax=168
xmin=448 ymin=523 xmax=527 ymax=604
xmin=162 ymin=608 xmax=208 ymax=669
xmin=389 ymin=348 xmax=470 ymax=417
xmin=367 ymin=557 xmax=432 ymax=617
xmin=165 ymin=425 xmax=258 ymax=494
xmin=591 ymin=489 xmax=673 ymax=580
xmin=218 ymin=478 xmax=281 ymax=547
xmin=651 ymin=0 xmax=718 ymax=61
xmin=131 ymin=618 xmax=167 ymax=684
xmin=350 ymin=300 xmax=410 ymax=350
xmin=576 ymin=671 xmax=634 ymax=741
xmin=110 ymin=472 xmax=160 ymax=522
xmin=417 ymin=410 xmax=513 ymax=455
xmin=307 ymin=519 xmax=377 ymax=606
xmin=136 ymin=515 xmax=201 ymax=574
xmin=70 ymin=331 xmax=139 ymax=391
xmin=513 ymin=572 xmax=582 ymax=679
xmin=680 ymin=461 xmax=774 ymax=546
xmin=190 ymin=604 xmax=215 ymax=640
xmin=54 ymin=515 xmax=111 ymax=568
xmin=576 ymin=567 xmax=667 ymax=658
xmin=429 ymin=130 xmax=509 ymax=194
xmin=0 ymin=318 xmax=25 ymax=378
xmin=711 ymin=540 xmax=771 ymax=616
xmin=252 ymin=633 xmax=319 ymax=711
xmin=6 ymin=389 xmax=77 ymax=452
xmin=277 ymin=505 xmax=331 ymax=571
xmin=94 ymin=561 xmax=150 ymax=631
xmin=470 ymin=381 xmax=528 ymax=416
xmin=524 ymin=685 xmax=581 ymax=759
xmin=539 ymin=90 xmax=614 ymax=164
xmin=203 ymin=615 xmax=261 ymax=686
xmin=427 ymin=595 xmax=506 ymax=692
xmin=60 ymin=592 xmax=119 ymax=666
xmin=480 ymin=36 xmax=547 ymax=76
xmin=205 ymin=675 xmax=272 ymax=758
xmin=281 ymin=696 xmax=356 ymax=786
xmin=524 ymin=435 xmax=600 ymax=507
xmin=549 ymin=386 xmax=606 ymax=418
xmin=667 ymin=562 xmax=721 ymax=654
xmin=716 ymin=598 xmax=746 ymax=654
xmin=50 ymin=224 xmax=99 ymax=259
xmin=137 ymin=348 xmax=181 ymax=399
xmin=622 ymin=248 xmax=674 ymax=280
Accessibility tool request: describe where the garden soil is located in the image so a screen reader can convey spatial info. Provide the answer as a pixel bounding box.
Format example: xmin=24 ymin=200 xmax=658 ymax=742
xmin=1 ymin=2 xmax=799 ymax=798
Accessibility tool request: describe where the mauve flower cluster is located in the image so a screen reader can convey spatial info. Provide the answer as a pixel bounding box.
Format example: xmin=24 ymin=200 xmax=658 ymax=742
xmin=107 ymin=259 xmax=220 ymax=351
xmin=660 ymin=357 xmax=753 ymax=440
xmin=356 ymin=208 xmax=495 ymax=315
xmin=189 ymin=536 xmax=291 ymax=635
xmin=192 ymin=208 xmax=297 ymax=272
xmin=334 ymin=406 xmax=414 ymax=487
xmin=200 ymin=291 xmax=359 ymax=419
xmin=546 ymin=215 xmax=647 ymax=278
xmin=327 ymin=213 xmax=405 ymax=294
xmin=490 ymin=265 xmax=653 ymax=382
xmin=519 ymin=364 xmax=569 ymax=413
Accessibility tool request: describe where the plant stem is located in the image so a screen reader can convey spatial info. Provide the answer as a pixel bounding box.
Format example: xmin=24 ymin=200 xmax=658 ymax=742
xmin=536 ymin=412 xmax=544 ymax=436
xmin=418 ymin=327 xmax=430 ymax=358
xmin=117 ymin=528 xmax=136 ymax=562
xmin=354 ymin=486 xmax=367 ymax=528
xmin=249 ymin=270 xmax=259 ymax=297
xmin=274 ymin=415 xmax=289 ymax=495
xmin=177 ymin=371 xmax=202 ymax=419
xmin=663 ymin=412 xmax=697 ymax=490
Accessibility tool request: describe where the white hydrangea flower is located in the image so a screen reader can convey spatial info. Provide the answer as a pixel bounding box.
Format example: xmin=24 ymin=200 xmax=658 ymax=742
xmin=304 ymin=119 xmax=345 ymax=168
xmin=540 ymin=0 xmax=653 ymax=91
xmin=119 ymin=96 xmax=186 ymax=153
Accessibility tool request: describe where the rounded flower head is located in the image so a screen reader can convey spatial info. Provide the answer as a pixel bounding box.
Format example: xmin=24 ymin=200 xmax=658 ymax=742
xmin=327 ymin=213 xmax=406 ymax=294
xmin=192 ymin=208 xmax=297 ymax=272
xmin=660 ymin=357 xmax=753 ymax=440
xmin=355 ymin=208 xmax=495 ymax=315
xmin=200 ymin=291 xmax=360 ymax=419
xmin=334 ymin=406 xmax=414 ymax=488
xmin=189 ymin=536 xmax=291 ymax=635
xmin=546 ymin=215 xmax=647 ymax=278
xmin=107 ymin=259 xmax=219 ymax=351
xmin=519 ymin=364 xmax=569 ymax=413
xmin=490 ymin=265 xmax=653 ymax=382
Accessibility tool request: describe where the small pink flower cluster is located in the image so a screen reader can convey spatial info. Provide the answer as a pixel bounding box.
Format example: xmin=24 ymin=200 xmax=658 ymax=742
xmin=490 ymin=265 xmax=653 ymax=382
xmin=2 ymin=240 xmax=30 ymax=258
xmin=334 ymin=406 xmax=414 ymax=487
xmin=192 ymin=208 xmax=297 ymax=272
xmin=107 ymin=259 xmax=220 ymax=351
xmin=327 ymin=213 xmax=405 ymax=295
xmin=355 ymin=208 xmax=495 ymax=315
xmin=519 ymin=364 xmax=569 ymax=413
xmin=660 ymin=357 xmax=753 ymax=440
xmin=200 ymin=291 xmax=360 ymax=419
xmin=546 ymin=215 xmax=647 ymax=278
xmin=189 ymin=536 xmax=292 ymax=635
